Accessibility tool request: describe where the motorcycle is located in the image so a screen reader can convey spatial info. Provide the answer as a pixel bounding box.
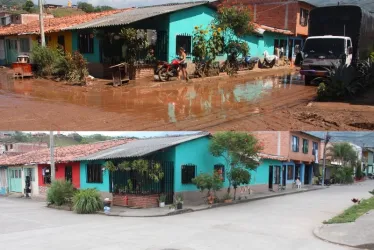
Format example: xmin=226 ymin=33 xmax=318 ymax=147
xmin=317 ymin=176 xmax=334 ymax=186
xmin=155 ymin=59 xmax=181 ymax=82
xmin=238 ymin=55 xmax=260 ymax=70
xmin=260 ymin=51 xmax=277 ymax=68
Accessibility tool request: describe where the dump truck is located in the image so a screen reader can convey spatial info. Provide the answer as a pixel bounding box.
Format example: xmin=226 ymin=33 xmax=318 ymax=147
xmin=300 ymin=5 xmax=374 ymax=85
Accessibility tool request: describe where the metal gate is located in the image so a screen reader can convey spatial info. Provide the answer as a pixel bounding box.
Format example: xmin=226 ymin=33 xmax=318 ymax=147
xmin=156 ymin=31 xmax=168 ymax=62
xmin=110 ymin=160 xmax=174 ymax=205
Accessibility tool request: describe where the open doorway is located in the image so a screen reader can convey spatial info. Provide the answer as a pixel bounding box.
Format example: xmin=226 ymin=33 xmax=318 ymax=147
xmin=65 ymin=166 xmax=72 ymax=183
xmin=282 ymin=166 xmax=287 ymax=187
xmin=268 ymin=166 xmax=274 ymax=190
xmin=304 ymin=165 xmax=311 ymax=185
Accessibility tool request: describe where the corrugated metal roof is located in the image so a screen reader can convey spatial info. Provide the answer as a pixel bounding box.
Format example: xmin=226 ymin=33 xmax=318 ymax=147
xmin=65 ymin=1 xmax=210 ymax=30
xmin=76 ymin=132 xmax=211 ymax=161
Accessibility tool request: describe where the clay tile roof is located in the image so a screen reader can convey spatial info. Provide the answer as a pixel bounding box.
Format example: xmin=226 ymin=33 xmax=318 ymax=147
xmin=0 ymin=9 xmax=124 ymax=36
xmin=0 ymin=139 xmax=134 ymax=166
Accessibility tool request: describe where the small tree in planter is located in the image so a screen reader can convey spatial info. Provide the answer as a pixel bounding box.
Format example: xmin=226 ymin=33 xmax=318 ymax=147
xmin=174 ymin=194 xmax=184 ymax=210
xmin=159 ymin=194 xmax=166 ymax=208
xmin=192 ymin=171 xmax=223 ymax=204
xmin=209 ymin=132 xmax=261 ymax=200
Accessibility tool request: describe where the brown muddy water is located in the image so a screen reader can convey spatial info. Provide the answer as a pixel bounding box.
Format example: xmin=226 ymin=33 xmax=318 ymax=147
xmin=0 ymin=72 xmax=307 ymax=124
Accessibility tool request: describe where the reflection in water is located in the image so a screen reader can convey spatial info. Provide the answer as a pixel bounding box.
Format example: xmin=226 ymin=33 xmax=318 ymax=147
xmin=0 ymin=73 xmax=304 ymax=123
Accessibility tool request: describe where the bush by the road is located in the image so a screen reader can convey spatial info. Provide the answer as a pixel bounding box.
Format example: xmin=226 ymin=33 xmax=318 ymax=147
xmin=47 ymin=180 xmax=75 ymax=206
xmin=73 ymin=188 xmax=103 ymax=214
xmin=333 ymin=167 xmax=354 ymax=184
xmin=324 ymin=196 xmax=374 ymax=224
xmin=316 ymin=58 xmax=374 ymax=101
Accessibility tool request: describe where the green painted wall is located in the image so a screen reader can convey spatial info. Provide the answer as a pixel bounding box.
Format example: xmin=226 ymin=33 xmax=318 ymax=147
xmin=80 ymin=160 xmax=110 ymax=192
xmin=72 ymin=31 xmax=101 ymax=63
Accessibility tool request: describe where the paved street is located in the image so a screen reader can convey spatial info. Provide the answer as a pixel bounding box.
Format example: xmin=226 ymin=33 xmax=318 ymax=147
xmin=1 ymin=181 xmax=373 ymax=250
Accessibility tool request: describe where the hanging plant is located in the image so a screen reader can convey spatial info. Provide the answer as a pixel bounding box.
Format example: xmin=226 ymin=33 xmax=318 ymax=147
xmin=105 ymin=159 xmax=164 ymax=183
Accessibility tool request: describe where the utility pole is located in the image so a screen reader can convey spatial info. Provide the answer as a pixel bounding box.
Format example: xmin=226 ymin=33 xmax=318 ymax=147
xmin=38 ymin=0 xmax=45 ymax=46
xmin=322 ymin=132 xmax=330 ymax=187
xmin=50 ymin=131 xmax=55 ymax=181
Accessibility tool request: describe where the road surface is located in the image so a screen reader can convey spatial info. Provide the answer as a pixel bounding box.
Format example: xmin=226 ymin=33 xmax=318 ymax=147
xmin=1 ymin=68 xmax=373 ymax=131
xmin=1 ymin=181 xmax=373 ymax=250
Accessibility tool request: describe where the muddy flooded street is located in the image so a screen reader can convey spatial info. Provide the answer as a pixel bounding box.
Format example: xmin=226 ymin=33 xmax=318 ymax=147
xmin=0 ymin=68 xmax=373 ymax=131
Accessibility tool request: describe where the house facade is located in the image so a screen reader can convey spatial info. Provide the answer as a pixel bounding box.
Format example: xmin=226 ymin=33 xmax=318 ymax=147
xmin=0 ymin=11 xmax=119 ymax=65
xmin=217 ymin=0 xmax=316 ymax=59
xmin=65 ymin=2 xmax=290 ymax=78
xmin=253 ymin=131 xmax=322 ymax=187
xmin=0 ymin=139 xmax=130 ymax=197
xmin=364 ymin=148 xmax=374 ymax=175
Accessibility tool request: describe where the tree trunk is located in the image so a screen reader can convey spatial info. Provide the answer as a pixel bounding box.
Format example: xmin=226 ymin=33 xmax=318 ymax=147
xmin=233 ymin=188 xmax=237 ymax=200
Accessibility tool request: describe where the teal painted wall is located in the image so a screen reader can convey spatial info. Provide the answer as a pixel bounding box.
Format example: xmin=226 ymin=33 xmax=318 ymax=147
xmin=174 ymin=136 xmax=229 ymax=192
xmin=251 ymin=159 xmax=282 ymax=185
xmin=72 ymin=31 xmax=101 ymax=63
xmin=80 ymin=160 xmax=110 ymax=192
xmin=168 ymin=5 xmax=287 ymax=62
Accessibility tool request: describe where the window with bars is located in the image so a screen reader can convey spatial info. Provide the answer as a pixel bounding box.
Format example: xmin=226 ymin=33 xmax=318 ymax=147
xmin=300 ymin=8 xmax=309 ymax=27
xmin=181 ymin=164 xmax=196 ymax=184
xmin=292 ymin=136 xmax=299 ymax=152
xmin=176 ymin=34 xmax=192 ymax=55
xmin=78 ymin=33 xmax=94 ymax=54
xmin=302 ymin=139 xmax=309 ymax=154
xmin=214 ymin=164 xmax=225 ymax=182
xmin=87 ymin=164 xmax=103 ymax=183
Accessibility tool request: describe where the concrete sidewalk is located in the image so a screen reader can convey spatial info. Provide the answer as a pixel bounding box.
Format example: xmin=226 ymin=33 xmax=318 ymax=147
xmin=101 ymin=186 xmax=326 ymax=217
xmin=314 ymin=210 xmax=374 ymax=249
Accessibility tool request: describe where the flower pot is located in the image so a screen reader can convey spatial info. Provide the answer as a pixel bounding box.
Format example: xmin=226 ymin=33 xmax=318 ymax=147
xmin=159 ymin=202 xmax=165 ymax=208
xmin=224 ymin=199 xmax=232 ymax=203
xmin=176 ymin=203 xmax=183 ymax=210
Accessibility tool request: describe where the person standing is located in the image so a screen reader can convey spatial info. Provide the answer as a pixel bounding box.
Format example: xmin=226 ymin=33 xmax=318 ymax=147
xmin=178 ymin=47 xmax=189 ymax=82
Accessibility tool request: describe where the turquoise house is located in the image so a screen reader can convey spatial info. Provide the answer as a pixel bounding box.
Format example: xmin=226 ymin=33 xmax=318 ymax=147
xmin=64 ymin=1 xmax=290 ymax=78
xmin=77 ymin=132 xmax=286 ymax=206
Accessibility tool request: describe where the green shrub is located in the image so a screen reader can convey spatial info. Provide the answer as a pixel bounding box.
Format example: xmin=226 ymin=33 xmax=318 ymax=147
xmin=356 ymin=166 xmax=363 ymax=179
xmin=65 ymin=51 xmax=89 ymax=83
xmin=47 ymin=180 xmax=75 ymax=206
xmin=73 ymin=188 xmax=103 ymax=214
xmin=31 ymin=44 xmax=66 ymax=77
xmin=370 ymin=52 xmax=374 ymax=61
xmin=333 ymin=167 xmax=354 ymax=184
xmin=31 ymin=44 xmax=88 ymax=84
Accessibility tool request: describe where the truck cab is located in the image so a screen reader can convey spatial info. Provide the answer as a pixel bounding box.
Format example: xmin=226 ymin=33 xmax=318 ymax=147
xmin=300 ymin=36 xmax=353 ymax=85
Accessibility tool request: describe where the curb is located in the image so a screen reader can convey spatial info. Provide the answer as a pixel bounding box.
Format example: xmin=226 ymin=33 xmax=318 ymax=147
xmin=312 ymin=225 xmax=361 ymax=249
xmin=102 ymin=187 xmax=326 ymax=218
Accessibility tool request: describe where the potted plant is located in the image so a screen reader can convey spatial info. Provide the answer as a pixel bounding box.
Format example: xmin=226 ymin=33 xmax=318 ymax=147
xmin=169 ymin=204 xmax=176 ymax=212
xmin=175 ymin=194 xmax=184 ymax=210
xmin=159 ymin=194 xmax=166 ymax=208
xmin=223 ymin=193 xmax=233 ymax=203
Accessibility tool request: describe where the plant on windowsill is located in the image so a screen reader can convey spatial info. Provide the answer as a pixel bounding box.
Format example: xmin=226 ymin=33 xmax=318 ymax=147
xmin=159 ymin=194 xmax=166 ymax=208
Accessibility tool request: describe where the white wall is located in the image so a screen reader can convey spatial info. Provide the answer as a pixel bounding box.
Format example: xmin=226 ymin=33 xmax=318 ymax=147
xmin=21 ymin=165 xmax=39 ymax=197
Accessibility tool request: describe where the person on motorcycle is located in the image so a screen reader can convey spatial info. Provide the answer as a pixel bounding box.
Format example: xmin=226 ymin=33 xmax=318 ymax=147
xmin=178 ymin=47 xmax=189 ymax=82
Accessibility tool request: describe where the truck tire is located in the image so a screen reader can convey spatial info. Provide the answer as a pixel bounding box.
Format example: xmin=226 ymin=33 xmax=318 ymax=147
xmin=305 ymin=76 xmax=314 ymax=85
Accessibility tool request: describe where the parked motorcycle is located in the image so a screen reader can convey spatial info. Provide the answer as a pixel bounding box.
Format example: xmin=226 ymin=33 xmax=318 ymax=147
xmin=317 ymin=176 xmax=334 ymax=186
xmin=260 ymin=51 xmax=277 ymax=68
xmin=155 ymin=59 xmax=181 ymax=82
xmin=238 ymin=55 xmax=260 ymax=70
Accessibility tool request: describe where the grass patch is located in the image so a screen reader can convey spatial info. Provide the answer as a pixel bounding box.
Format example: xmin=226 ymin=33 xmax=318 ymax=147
xmin=324 ymin=197 xmax=374 ymax=224
xmin=50 ymin=8 xmax=86 ymax=17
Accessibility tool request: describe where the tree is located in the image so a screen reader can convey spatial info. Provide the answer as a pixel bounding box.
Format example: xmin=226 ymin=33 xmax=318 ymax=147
xmin=95 ymin=5 xmax=114 ymax=12
xmin=215 ymin=5 xmax=254 ymax=38
xmin=22 ymin=0 xmax=34 ymax=13
xmin=327 ymin=142 xmax=358 ymax=167
xmin=12 ymin=131 xmax=30 ymax=142
xmin=77 ymin=2 xmax=95 ymax=13
xmin=192 ymin=172 xmax=224 ymax=203
xmin=209 ymin=132 xmax=261 ymax=199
